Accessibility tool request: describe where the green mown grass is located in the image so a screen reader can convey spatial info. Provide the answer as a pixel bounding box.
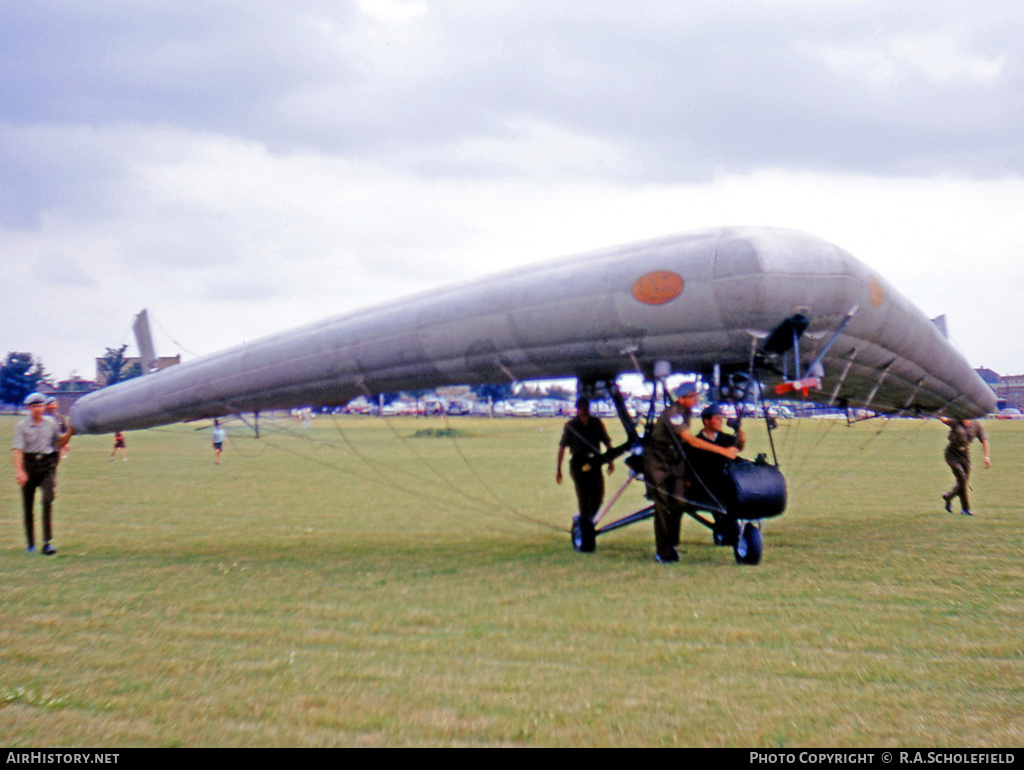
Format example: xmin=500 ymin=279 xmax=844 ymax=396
xmin=1 ymin=415 xmax=1021 ymax=746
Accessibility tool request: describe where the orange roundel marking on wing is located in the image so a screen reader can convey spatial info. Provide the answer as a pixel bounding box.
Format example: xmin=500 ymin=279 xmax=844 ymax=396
xmin=868 ymin=276 xmax=885 ymax=308
xmin=632 ymin=271 xmax=684 ymax=305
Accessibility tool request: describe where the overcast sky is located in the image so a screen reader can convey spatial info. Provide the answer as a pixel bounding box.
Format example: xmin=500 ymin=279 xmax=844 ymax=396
xmin=3 ymin=0 xmax=1023 ymax=384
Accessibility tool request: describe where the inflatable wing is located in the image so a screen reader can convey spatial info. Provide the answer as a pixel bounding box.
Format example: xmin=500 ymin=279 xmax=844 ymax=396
xmin=70 ymin=226 xmax=995 ymax=434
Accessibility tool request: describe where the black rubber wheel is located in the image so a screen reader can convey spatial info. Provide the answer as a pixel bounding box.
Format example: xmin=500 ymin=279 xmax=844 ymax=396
xmin=733 ymin=522 xmax=763 ymax=565
xmin=571 ymin=517 xmax=596 ymax=553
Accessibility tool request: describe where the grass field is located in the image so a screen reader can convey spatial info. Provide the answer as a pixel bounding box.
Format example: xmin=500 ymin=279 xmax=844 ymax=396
xmin=1 ymin=414 xmax=1021 ymax=747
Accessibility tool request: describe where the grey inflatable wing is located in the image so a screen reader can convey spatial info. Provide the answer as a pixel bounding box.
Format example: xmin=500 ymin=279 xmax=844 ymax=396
xmin=70 ymin=226 xmax=995 ymax=434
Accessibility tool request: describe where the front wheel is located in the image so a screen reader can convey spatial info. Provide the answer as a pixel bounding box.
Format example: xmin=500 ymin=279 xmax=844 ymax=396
xmin=571 ymin=517 xmax=596 ymax=553
xmin=733 ymin=522 xmax=763 ymax=565
xmin=713 ymin=518 xmax=741 ymax=547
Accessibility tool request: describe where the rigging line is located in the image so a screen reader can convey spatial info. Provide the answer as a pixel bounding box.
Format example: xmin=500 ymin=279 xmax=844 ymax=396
xmin=765 ymin=414 xmax=841 ymax=493
xmin=782 ymin=415 xmax=857 ymax=492
xmin=437 ymin=412 xmax=565 ymax=531
xmin=366 ymin=411 xmax=535 ymax=522
xmin=148 ymin=311 xmax=203 ymax=359
xmin=765 ymin=407 xmax=801 ymax=472
xmin=753 ymin=368 xmax=780 ymax=468
xmin=141 ymin=421 xmax=273 ymax=459
xmin=786 ymin=412 xmax=842 ymax=484
xmin=224 ymin=410 xmax=446 ymax=492
xmin=494 ymin=359 xmax=518 ymax=383
xmin=222 ymin=428 xmax=272 ymax=459
xmin=679 ymin=446 xmax=727 ymax=515
xmin=148 ymin=411 xmax=568 ymax=534
xmin=773 ymin=401 xmax=889 ymax=487
xmin=853 ymin=413 xmax=900 ymax=452
xmin=786 ymin=413 xmax=929 ymax=499
xmin=286 ymin=411 xmax=460 ymax=492
xmin=421 ymin=411 xmax=569 ymax=532
xmin=325 ymin=413 xmax=566 ymax=532
xmin=223 ymin=414 xmax=271 ymax=457
xmin=221 ymin=405 xmax=387 ymax=468
xmin=445 ymin=405 xmax=640 ymax=532
xmin=654 ymin=401 xmax=730 ymax=515
xmin=780 ymin=414 xmax=808 ymax=473
xmin=244 ymin=416 xmax=528 ymax=526
xmin=142 ymin=417 xmax=454 ymax=483
xmin=437 ymin=412 xmax=521 ymax=514
xmin=378 ymin=411 xmax=492 ymax=497
xmin=857 ymin=414 xmax=933 ymax=464
xmin=307 ymin=414 xmax=484 ymax=500
xmin=780 ymin=425 xmax=848 ymax=497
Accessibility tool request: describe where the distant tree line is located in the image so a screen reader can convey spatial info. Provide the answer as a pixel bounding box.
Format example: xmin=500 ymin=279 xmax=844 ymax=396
xmin=1 ymin=345 xmax=144 ymax=407
xmin=0 ymin=352 xmax=49 ymax=406
xmin=97 ymin=344 xmax=141 ymax=386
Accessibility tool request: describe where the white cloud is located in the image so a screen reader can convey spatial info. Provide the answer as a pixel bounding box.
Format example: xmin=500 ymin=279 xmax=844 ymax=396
xmin=357 ymin=0 xmax=428 ymax=25
xmin=30 ymin=253 xmax=99 ymax=288
xmin=809 ymin=33 xmax=1006 ymax=89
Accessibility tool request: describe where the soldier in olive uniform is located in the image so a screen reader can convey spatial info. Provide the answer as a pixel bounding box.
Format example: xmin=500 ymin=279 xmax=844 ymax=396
xmin=940 ymin=417 xmax=990 ymax=516
xmin=556 ymin=398 xmax=615 ymax=535
xmin=644 ymin=387 xmax=738 ymax=563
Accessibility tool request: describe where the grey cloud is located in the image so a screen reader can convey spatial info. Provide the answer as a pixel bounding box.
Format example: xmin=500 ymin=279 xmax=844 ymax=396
xmin=3 ymin=1 xmax=1023 ymax=181
xmin=0 ymin=125 xmax=133 ymax=228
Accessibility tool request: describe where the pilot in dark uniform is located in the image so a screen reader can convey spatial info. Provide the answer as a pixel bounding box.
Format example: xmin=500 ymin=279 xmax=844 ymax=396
xmin=688 ymin=404 xmax=746 ymax=504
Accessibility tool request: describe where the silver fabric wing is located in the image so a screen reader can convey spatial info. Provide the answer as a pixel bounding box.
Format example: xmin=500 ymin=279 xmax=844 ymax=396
xmin=71 ymin=226 xmax=995 ymax=433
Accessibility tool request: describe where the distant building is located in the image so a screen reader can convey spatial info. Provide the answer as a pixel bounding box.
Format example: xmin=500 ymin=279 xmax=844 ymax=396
xmin=975 ymin=367 xmax=1024 ymax=412
xmin=46 ymin=376 xmax=100 ymax=414
xmin=95 ymin=355 xmax=180 ymax=386
xmin=992 ymin=374 xmax=1024 ymax=412
xmin=974 ymin=367 xmax=1000 ymax=386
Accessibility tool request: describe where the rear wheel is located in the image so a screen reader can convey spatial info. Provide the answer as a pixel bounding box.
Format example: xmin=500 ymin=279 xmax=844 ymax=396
xmin=571 ymin=517 xmax=596 ymax=552
xmin=733 ymin=522 xmax=763 ymax=565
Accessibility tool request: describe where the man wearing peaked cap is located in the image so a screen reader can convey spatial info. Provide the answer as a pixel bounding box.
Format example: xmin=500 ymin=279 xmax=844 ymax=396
xmin=11 ymin=392 xmax=73 ymax=555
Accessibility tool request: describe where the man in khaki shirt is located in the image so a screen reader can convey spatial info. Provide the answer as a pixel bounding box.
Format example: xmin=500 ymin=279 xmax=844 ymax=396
xmin=939 ymin=417 xmax=990 ymax=516
xmin=11 ymin=392 xmax=73 ymax=554
xmin=644 ymin=387 xmax=738 ymax=563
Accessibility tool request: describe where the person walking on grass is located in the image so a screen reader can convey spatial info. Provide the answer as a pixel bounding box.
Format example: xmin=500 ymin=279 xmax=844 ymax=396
xmin=939 ymin=417 xmax=990 ymax=516
xmin=109 ymin=430 xmax=128 ymax=461
xmin=212 ymin=419 xmax=226 ymax=465
xmin=12 ymin=392 xmax=73 ymax=555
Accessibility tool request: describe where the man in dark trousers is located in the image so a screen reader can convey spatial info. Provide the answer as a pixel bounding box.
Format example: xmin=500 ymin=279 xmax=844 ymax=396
xmin=11 ymin=392 xmax=73 ymax=554
xmin=939 ymin=417 xmax=990 ymax=516
xmin=556 ymin=397 xmax=615 ymax=539
xmin=644 ymin=388 xmax=739 ymax=563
